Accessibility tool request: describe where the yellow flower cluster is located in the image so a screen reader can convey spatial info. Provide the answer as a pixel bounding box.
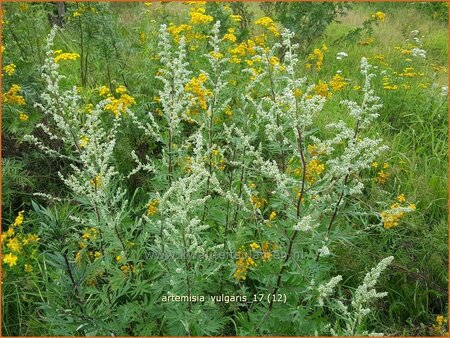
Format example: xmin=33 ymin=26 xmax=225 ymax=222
xmin=251 ymin=195 xmax=267 ymax=210
xmin=3 ymin=84 xmax=26 ymax=105
xmin=306 ymin=45 xmax=327 ymax=71
xmin=189 ymin=7 xmax=213 ymax=25
xmin=254 ymin=16 xmax=280 ymax=37
xmin=371 ymin=11 xmax=386 ymax=22
xmin=381 ymin=194 xmax=416 ymax=229
xmin=19 ymin=112 xmax=29 ymax=121
xmin=314 ymin=81 xmax=331 ymax=98
xmin=2 ymin=211 xmax=40 ymax=269
xmin=305 ymin=159 xmax=325 ymax=184
xmin=233 ymin=247 xmax=257 ymax=281
xmin=211 ymin=149 xmax=225 ymax=170
xmin=90 ymin=174 xmax=102 ymax=188
xmin=146 ymin=199 xmax=159 ymax=216
xmin=185 ymin=73 xmax=212 ymax=111
xmin=358 ymin=37 xmax=375 ymax=46
xmin=433 ymin=315 xmax=448 ymax=335
xmin=372 ymin=162 xmax=390 ymax=184
xmin=330 ymin=74 xmax=348 ymax=91
xmin=230 ymin=14 xmax=242 ymax=22
xmin=383 ymin=76 xmax=398 ymax=91
xmin=79 ymin=135 xmax=89 ymax=148
xmin=72 ymin=5 xmax=97 ymax=18
xmin=223 ymin=28 xmax=237 ymax=43
xmin=3 ymin=63 xmax=16 ymax=76
xmin=53 ymin=50 xmax=80 ymax=63
xmin=100 ymin=85 xmax=136 ymax=116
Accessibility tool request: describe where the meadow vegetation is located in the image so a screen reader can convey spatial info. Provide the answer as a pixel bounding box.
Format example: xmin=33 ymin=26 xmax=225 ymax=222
xmin=2 ymin=2 xmax=448 ymax=336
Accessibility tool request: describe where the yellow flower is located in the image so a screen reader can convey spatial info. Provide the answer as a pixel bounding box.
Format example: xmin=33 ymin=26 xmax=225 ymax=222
xmin=98 ymin=85 xmax=110 ymax=96
xmin=3 ymin=253 xmax=18 ymax=267
xmin=376 ymin=170 xmax=389 ymax=184
xmin=314 ymin=81 xmax=331 ymax=98
xmin=116 ymin=255 xmax=122 ymax=262
xmin=146 ymin=199 xmax=159 ymax=216
xmin=54 ymin=52 xmax=80 ymax=63
xmin=24 ymin=264 xmax=33 ymax=273
xmin=7 ymin=237 xmax=21 ymax=253
xmin=3 ymin=63 xmax=16 ymax=76
xmin=189 ymin=7 xmax=213 ymax=25
xmin=115 ymin=85 xmax=127 ymax=94
xmin=397 ymin=194 xmax=406 ymax=203
xmin=22 ymin=233 xmax=40 ymax=245
xmin=269 ymin=211 xmax=277 ymax=221
xmin=371 ymin=11 xmax=386 ymax=22
xmin=249 ymin=242 xmax=260 ymax=250
xmin=223 ymin=33 xmax=237 ymax=43
xmin=209 ymin=51 xmax=223 ymax=60
xmin=305 ymin=159 xmax=325 ymax=184
xmin=3 ymin=84 xmax=26 ymax=105
xmin=254 ymin=16 xmax=279 ymax=36
xmin=230 ymin=14 xmax=242 ymax=22
xmin=79 ymin=136 xmax=89 ymax=148
xmin=12 ymin=211 xmax=24 ymax=227
xmin=90 ymin=174 xmax=102 ymax=188
xmin=330 ymin=74 xmax=348 ymax=91
xmin=19 ymin=113 xmax=29 ymax=121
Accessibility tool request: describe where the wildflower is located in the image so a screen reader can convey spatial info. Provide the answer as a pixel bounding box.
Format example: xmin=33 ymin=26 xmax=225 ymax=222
xmin=371 ymin=162 xmax=379 ymax=168
xmin=54 ymin=52 xmax=80 ymax=63
xmin=3 ymin=84 xmax=26 ymax=105
xmin=230 ymin=14 xmax=242 ymax=22
xmin=376 ymin=170 xmax=389 ymax=184
xmin=251 ymin=195 xmax=266 ymax=209
xmin=307 ymin=48 xmax=325 ymax=71
xmin=371 ymin=11 xmax=386 ymax=22
xmin=116 ymin=255 xmax=122 ymax=262
xmin=269 ymin=56 xmax=279 ymax=66
xmin=269 ymin=211 xmax=277 ymax=221
xmin=19 ymin=113 xmax=29 ymax=121
xmin=358 ymin=37 xmax=375 ymax=46
xmin=397 ymin=194 xmax=406 ymax=203
xmin=12 ymin=210 xmax=25 ymax=227
xmin=336 ymin=52 xmax=348 ymax=60
xmin=7 ymin=237 xmax=21 ymax=253
xmin=147 ymin=199 xmax=159 ymax=216
xmin=189 ymin=7 xmax=213 ymax=25
xmin=79 ymin=136 xmax=89 ymax=148
xmin=185 ymin=73 xmax=212 ymax=110
xmin=98 ymin=85 xmax=110 ymax=96
xmin=115 ymin=85 xmax=127 ymax=94
xmin=3 ymin=253 xmax=18 ymax=267
xmin=75 ymin=251 xmax=82 ymax=265
xmin=3 ymin=63 xmax=16 ymax=76
xmin=22 ymin=233 xmax=39 ymax=245
xmin=19 ymin=3 xmax=29 ymax=11
xmin=249 ymin=242 xmax=260 ymax=250
xmin=254 ymin=16 xmax=279 ymax=36
xmin=330 ymin=74 xmax=348 ymax=91
xmin=24 ymin=264 xmax=33 ymax=273
xmin=314 ymin=81 xmax=331 ymax=98
xmin=90 ymin=174 xmax=102 ymax=188
xmin=223 ymin=33 xmax=237 ymax=43
xmin=209 ymin=51 xmax=223 ymax=60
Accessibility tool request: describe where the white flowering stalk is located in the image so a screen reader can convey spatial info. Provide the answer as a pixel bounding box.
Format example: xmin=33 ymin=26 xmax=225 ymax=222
xmin=324 ymin=256 xmax=394 ymax=336
xmin=317 ymin=275 xmax=343 ymax=306
xmin=156 ymin=24 xmax=192 ymax=186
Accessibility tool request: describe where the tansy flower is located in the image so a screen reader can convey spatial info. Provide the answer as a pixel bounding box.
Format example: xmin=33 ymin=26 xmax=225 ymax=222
xmin=371 ymin=11 xmax=386 ymax=22
xmin=19 ymin=113 xmax=29 ymax=121
xmin=12 ymin=211 xmax=24 ymax=227
xmin=24 ymin=264 xmax=33 ymax=273
xmin=54 ymin=52 xmax=80 ymax=63
xmin=146 ymin=199 xmax=159 ymax=216
xmin=3 ymin=63 xmax=16 ymax=76
xmin=249 ymin=242 xmax=260 ymax=250
xmin=269 ymin=211 xmax=277 ymax=221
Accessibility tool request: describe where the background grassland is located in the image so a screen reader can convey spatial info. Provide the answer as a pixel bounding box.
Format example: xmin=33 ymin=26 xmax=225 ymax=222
xmin=2 ymin=1 xmax=448 ymax=336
